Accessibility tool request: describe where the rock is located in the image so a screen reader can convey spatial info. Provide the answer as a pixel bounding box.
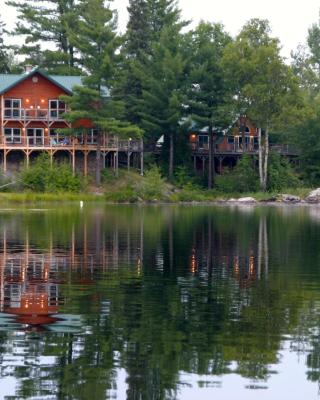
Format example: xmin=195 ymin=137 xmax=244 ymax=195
xmin=237 ymin=197 xmax=257 ymax=203
xmin=305 ymin=188 xmax=320 ymax=203
xmin=280 ymin=194 xmax=301 ymax=204
xmin=228 ymin=198 xmax=237 ymax=202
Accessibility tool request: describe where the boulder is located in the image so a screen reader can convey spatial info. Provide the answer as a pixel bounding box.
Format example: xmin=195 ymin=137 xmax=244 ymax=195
xmin=279 ymin=194 xmax=301 ymax=204
xmin=305 ymin=188 xmax=320 ymax=203
xmin=237 ymin=197 xmax=257 ymax=203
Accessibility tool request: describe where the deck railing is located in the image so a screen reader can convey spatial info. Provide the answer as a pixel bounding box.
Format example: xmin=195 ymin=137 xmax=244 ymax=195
xmin=189 ymin=142 xmax=299 ymax=156
xmin=0 ymin=135 xmax=143 ymax=152
xmin=3 ymin=108 xmax=66 ymax=121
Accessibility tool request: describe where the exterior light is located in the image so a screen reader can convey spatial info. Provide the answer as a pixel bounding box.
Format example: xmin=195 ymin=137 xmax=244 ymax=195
xmin=37 ymin=105 xmax=40 ymax=109
xmin=41 ymin=99 xmax=45 ymax=103
xmin=26 ymin=98 xmax=30 ymax=103
xmin=45 ymin=128 xmax=48 ymax=132
xmin=191 ymin=134 xmax=196 ymax=139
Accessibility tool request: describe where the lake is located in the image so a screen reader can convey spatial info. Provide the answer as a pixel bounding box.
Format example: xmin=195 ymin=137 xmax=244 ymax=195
xmin=0 ymin=204 xmax=320 ymax=399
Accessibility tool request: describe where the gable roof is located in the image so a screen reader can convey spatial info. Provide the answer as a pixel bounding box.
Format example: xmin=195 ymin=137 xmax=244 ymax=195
xmin=0 ymin=67 xmax=83 ymax=95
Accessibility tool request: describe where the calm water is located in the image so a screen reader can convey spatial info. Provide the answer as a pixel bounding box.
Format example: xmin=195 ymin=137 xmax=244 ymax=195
xmin=1 ymin=205 xmax=320 ymax=399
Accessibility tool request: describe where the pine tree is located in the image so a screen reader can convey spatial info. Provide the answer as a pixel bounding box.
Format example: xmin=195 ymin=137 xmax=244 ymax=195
xmin=0 ymin=17 xmax=10 ymax=73
xmin=140 ymin=25 xmax=187 ymax=180
xmin=69 ymin=0 xmax=119 ymax=91
xmin=6 ymin=0 xmax=80 ymax=74
xmin=187 ymin=22 xmax=232 ymax=188
xmin=62 ymin=0 xmax=142 ymax=185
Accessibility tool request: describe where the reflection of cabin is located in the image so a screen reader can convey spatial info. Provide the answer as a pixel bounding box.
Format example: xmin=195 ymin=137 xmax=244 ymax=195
xmin=0 ymin=67 xmax=143 ymax=175
xmin=189 ymin=117 xmax=298 ymax=174
xmin=0 ymin=219 xmax=144 ymax=328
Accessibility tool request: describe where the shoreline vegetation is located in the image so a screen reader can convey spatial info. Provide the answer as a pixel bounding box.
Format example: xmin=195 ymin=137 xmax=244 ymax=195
xmin=0 ymin=155 xmax=317 ymax=205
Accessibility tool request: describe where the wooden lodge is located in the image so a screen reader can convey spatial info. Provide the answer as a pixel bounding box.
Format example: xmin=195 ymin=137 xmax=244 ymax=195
xmin=188 ymin=118 xmax=298 ymax=173
xmin=0 ymin=68 xmax=143 ymax=175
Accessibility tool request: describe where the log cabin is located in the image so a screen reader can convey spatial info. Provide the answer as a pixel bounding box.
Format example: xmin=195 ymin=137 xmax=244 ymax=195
xmin=188 ymin=117 xmax=298 ymax=174
xmin=0 ymin=67 xmax=143 ymax=175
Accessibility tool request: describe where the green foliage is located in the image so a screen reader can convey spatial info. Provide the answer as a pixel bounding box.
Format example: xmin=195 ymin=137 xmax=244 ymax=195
xmin=137 ymin=165 xmax=166 ymax=200
xmin=20 ymin=153 xmax=83 ymax=193
xmin=215 ymin=155 xmax=260 ymax=193
xmin=6 ymin=0 xmax=80 ymax=74
xmin=267 ymin=153 xmax=300 ymax=191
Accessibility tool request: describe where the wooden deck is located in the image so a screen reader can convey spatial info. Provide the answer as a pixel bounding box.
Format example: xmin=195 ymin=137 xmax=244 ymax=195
xmin=0 ymin=136 xmax=144 ymax=174
xmin=190 ymin=143 xmax=299 ymax=157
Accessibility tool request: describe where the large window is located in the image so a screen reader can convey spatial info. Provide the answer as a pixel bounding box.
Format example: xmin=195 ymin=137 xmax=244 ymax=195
xmin=4 ymin=128 xmax=21 ymax=144
xmin=27 ymin=128 xmax=44 ymax=146
xmin=49 ymin=100 xmax=66 ymax=119
xmin=87 ymin=129 xmax=98 ymax=144
xmin=198 ymin=135 xmax=209 ymax=150
xmin=4 ymin=99 xmax=21 ymax=118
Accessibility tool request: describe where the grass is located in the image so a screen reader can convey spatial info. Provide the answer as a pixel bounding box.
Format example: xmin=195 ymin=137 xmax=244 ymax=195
xmin=0 ymin=192 xmax=103 ymax=204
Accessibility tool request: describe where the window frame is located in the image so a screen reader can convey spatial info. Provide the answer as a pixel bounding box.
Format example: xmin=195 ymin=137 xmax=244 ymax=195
xmin=4 ymin=127 xmax=21 ymax=144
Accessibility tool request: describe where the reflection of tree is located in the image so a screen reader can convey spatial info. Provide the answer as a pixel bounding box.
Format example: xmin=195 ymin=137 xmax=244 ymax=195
xmin=1 ymin=206 xmax=320 ymax=398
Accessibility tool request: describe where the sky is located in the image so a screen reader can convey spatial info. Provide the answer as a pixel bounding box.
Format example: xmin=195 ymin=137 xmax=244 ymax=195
xmin=1 ymin=0 xmax=320 ymax=60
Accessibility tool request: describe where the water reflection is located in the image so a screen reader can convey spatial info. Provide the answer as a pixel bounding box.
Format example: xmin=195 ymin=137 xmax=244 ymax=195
xmin=0 ymin=206 xmax=320 ymax=399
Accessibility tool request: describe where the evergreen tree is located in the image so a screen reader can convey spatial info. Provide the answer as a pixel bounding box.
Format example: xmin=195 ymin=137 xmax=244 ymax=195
xmin=187 ymin=22 xmax=232 ymax=188
xmin=70 ymin=0 xmax=119 ymax=91
xmin=0 ymin=17 xmax=10 ymax=73
xmin=6 ymin=0 xmax=80 ymax=74
xmin=118 ymin=0 xmax=186 ymax=127
xmin=140 ymin=25 xmax=187 ymax=179
xmin=62 ymin=0 xmax=142 ymax=185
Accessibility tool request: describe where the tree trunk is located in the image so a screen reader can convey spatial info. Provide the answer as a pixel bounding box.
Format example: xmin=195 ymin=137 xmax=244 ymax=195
xmin=258 ymin=127 xmax=269 ymax=191
xmin=262 ymin=128 xmax=269 ymax=191
xmin=169 ymin=132 xmax=174 ymax=180
xmin=208 ymin=126 xmax=214 ymax=189
xmin=258 ymin=127 xmax=263 ymax=189
xmin=96 ymin=133 xmax=101 ymax=186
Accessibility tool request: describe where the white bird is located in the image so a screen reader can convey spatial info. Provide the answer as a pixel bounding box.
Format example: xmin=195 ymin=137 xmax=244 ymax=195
xmin=80 ymin=201 xmax=84 ymax=208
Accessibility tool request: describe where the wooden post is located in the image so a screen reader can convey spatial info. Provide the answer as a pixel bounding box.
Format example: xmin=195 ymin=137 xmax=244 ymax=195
xmin=140 ymin=138 xmax=144 ymax=176
xmin=72 ymin=150 xmax=75 ymax=175
xmin=127 ymin=152 xmax=131 ymax=171
xmin=3 ymin=150 xmax=7 ymax=173
xmin=84 ymin=151 xmax=88 ymax=176
xmin=202 ymin=157 xmax=205 ymax=176
xmin=219 ymin=156 xmax=224 ymax=174
xmin=115 ymin=150 xmax=119 ymax=177
xmin=193 ymin=156 xmax=196 ymax=173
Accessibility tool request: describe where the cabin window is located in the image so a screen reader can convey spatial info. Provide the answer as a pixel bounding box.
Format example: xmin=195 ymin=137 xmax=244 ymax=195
xmin=27 ymin=128 xmax=44 ymax=146
xmin=49 ymin=100 xmax=66 ymax=119
xmin=4 ymin=128 xmax=21 ymax=143
xmin=198 ymin=135 xmax=209 ymax=150
xmin=4 ymin=99 xmax=21 ymax=118
xmin=227 ymin=136 xmax=234 ymax=144
xmin=87 ymin=129 xmax=98 ymax=144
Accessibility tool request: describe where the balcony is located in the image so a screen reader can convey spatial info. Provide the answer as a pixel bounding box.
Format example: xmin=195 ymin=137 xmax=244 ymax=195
xmin=189 ymin=142 xmax=299 ymax=156
xmin=0 ymin=134 xmax=143 ymax=152
xmin=3 ymin=108 xmax=67 ymax=122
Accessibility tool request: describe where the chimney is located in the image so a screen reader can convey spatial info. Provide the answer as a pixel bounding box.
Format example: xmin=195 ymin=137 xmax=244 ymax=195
xmin=24 ymin=65 xmax=34 ymax=74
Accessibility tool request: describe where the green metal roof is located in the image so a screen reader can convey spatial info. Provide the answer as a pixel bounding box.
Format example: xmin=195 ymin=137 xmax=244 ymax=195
xmin=0 ymin=68 xmax=86 ymax=95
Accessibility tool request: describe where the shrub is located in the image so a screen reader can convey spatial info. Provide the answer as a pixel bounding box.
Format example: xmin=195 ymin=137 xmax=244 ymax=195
xmin=20 ymin=153 xmax=83 ymax=192
xmin=215 ymin=155 xmax=259 ymax=193
xmin=267 ymin=152 xmax=300 ymax=191
xmin=137 ymin=166 xmax=166 ymax=200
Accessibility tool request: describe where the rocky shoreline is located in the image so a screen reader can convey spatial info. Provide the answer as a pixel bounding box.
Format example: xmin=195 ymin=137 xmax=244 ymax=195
xmin=222 ymin=188 xmax=320 ymax=205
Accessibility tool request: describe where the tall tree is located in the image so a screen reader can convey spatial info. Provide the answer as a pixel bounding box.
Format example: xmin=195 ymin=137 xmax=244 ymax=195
xmin=118 ymin=0 xmax=186 ymax=127
xmin=140 ymin=25 xmax=187 ymax=179
xmin=187 ymin=22 xmax=232 ymax=188
xmin=0 ymin=17 xmax=10 ymax=73
xmin=62 ymin=0 xmax=141 ymax=185
xmin=69 ymin=0 xmax=119 ymax=90
xmin=6 ymin=0 xmax=80 ymax=74
xmin=222 ymin=19 xmax=303 ymax=191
